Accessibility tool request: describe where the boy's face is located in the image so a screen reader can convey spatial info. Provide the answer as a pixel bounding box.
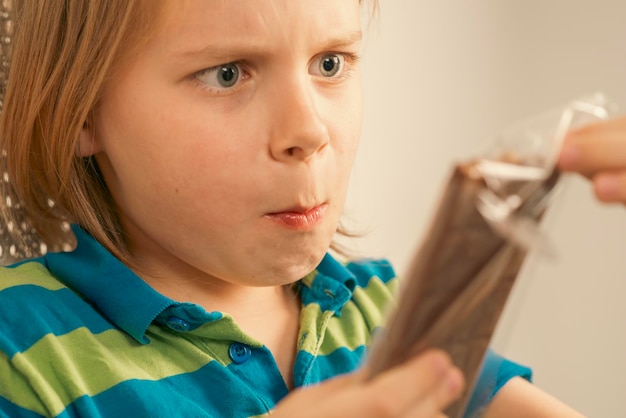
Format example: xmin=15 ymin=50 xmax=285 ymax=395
xmin=87 ymin=0 xmax=363 ymax=286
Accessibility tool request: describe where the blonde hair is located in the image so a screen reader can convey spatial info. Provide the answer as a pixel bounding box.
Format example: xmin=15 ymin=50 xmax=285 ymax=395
xmin=1 ymin=1 xmax=165 ymax=262
xmin=1 ymin=0 xmax=376 ymax=264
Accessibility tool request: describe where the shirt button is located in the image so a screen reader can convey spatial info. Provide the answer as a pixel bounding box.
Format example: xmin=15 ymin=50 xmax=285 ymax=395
xmin=228 ymin=342 xmax=252 ymax=364
xmin=165 ymin=317 xmax=190 ymax=332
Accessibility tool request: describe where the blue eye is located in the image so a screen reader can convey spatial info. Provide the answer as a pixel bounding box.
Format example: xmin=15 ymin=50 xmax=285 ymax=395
xmin=196 ymin=63 xmax=242 ymax=90
xmin=216 ymin=64 xmax=239 ymax=87
xmin=320 ymin=55 xmax=341 ymax=76
xmin=310 ymin=54 xmax=346 ymax=78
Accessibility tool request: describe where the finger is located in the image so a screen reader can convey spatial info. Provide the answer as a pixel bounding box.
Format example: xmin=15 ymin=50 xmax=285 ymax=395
xmin=364 ymin=349 xmax=464 ymax=416
xmin=559 ymin=118 xmax=626 ymax=175
xmin=592 ymin=170 xmax=626 ymax=203
xmin=567 ymin=115 xmax=626 ymax=137
xmin=404 ymin=367 xmax=464 ymax=418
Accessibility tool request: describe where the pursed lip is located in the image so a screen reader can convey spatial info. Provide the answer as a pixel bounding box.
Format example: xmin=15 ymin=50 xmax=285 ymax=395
xmin=264 ymin=203 xmax=328 ymax=231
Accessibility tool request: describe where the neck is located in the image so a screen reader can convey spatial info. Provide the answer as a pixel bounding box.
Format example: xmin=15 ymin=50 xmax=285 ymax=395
xmin=140 ymin=267 xmax=293 ymax=314
xmin=137 ymin=265 xmax=302 ymax=389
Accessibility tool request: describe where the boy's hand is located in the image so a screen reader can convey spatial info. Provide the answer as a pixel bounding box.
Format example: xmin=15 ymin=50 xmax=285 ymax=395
xmin=272 ymin=349 xmax=464 ymax=418
xmin=558 ymin=116 xmax=626 ymax=204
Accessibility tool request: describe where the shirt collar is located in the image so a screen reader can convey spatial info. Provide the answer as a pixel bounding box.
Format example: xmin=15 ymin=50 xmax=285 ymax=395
xmin=43 ymin=225 xmax=357 ymax=342
xmin=44 ymin=225 xmax=175 ymax=344
xmin=299 ymin=253 xmax=357 ymax=314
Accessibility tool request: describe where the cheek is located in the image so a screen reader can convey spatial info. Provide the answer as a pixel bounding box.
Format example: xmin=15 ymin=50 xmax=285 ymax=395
xmin=333 ymin=82 xmax=363 ymax=164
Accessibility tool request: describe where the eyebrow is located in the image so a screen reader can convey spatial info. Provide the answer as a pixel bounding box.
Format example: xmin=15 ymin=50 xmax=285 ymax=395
xmin=317 ymin=30 xmax=363 ymax=51
xmin=173 ymin=30 xmax=363 ymax=62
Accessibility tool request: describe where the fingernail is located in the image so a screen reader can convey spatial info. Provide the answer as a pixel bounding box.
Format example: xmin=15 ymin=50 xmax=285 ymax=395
xmin=559 ymin=144 xmax=581 ymax=169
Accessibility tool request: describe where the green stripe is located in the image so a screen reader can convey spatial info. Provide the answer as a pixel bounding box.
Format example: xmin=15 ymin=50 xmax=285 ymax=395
xmin=0 ymin=350 xmax=48 ymax=416
xmin=189 ymin=315 xmax=264 ymax=349
xmin=300 ymin=269 xmax=317 ymax=288
xmin=297 ymin=276 xmax=398 ymax=357
xmin=4 ymin=326 xmax=219 ymax=416
xmin=297 ymin=303 xmax=334 ymax=355
xmin=351 ymin=275 xmax=398 ymax=329
xmin=0 ymin=262 xmax=66 ymax=292
xmin=318 ymin=301 xmax=371 ymax=355
xmin=319 ymin=275 xmax=397 ymax=355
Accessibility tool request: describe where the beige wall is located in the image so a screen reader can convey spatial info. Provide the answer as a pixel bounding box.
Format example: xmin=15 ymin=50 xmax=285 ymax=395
xmin=348 ymin=1 xmax=626 ymax=416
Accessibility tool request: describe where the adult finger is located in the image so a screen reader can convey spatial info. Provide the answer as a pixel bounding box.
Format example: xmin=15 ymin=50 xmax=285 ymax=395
xmin=558 ymin=117 xmax=626 ymax=175
xmin=592 ymin=170 xmax=626 ymax=204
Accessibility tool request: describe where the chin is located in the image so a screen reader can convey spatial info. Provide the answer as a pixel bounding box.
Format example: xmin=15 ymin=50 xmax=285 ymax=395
xmin=256 ymin=242 xmax=329 ymax=286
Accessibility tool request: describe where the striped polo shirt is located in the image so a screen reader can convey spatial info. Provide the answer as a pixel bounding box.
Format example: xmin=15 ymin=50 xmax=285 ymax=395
xmin=0 ymin=226 xmax=530 ymax=417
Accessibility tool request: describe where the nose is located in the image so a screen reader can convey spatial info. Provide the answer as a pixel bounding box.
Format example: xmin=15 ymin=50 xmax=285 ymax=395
xmin=268 ymin=78 xmax=330 ymax=163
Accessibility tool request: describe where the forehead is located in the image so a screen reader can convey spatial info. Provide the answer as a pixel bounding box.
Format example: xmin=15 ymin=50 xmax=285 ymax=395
xmin=155 ymin=0 xmax=362 ymax=53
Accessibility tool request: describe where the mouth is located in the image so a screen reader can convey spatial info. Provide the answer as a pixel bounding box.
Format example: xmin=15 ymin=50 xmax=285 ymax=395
xmin=265 ymin=203 xmax=328 ymax=231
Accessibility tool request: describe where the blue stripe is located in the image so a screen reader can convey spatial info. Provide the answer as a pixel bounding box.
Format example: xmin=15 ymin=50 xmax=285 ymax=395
xmin=296 ymin=345 xmax=366 ymax=385
xmin=44 ymin=225 xmax=175 ymax=344
xmin=494 ymin=354 xmax=532 ymax=391
xmin=346 ymin=259 xmax=396 ymax=289
xmin=0 ymin=285 xmax=114 ymax=357
xmin=0 ymin=396 xmax=45 ymax=418
xmin=224 ymin=345 xmax=288 ymax=405
xmin=4 ymin=256 xmax=46 ymax=270
xmin=58 ymin=346 xmax=366 ymax=417
xmin=463 ymin=350 xmax=533 ymax=418
xmin=58 ymin=361 xmax=274 ymax=418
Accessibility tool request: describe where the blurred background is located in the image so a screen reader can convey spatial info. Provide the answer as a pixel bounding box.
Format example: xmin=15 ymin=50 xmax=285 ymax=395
xmin=346 ymin=1 xmax=626 ymax=416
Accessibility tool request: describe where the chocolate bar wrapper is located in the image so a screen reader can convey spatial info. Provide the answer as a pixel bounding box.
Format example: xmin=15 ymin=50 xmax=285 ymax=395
xmin=366 ymin=93 xmax=615 ymax=418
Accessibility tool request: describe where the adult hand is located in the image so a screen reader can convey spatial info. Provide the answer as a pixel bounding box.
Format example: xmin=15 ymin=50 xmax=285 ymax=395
xmin=558 ymin=116 xmax=626 ymax=204
xmin=272 ymin=349 xmax=464 ymax=418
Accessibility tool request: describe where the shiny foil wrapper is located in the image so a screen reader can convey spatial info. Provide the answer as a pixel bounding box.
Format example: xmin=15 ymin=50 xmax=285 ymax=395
xmin=366 ymin=94 xmax=615 ymax=418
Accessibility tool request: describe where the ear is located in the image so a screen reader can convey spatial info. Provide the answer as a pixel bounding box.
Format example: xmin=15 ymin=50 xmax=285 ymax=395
xmin=75 ymin=122 xmax=103 ymax=157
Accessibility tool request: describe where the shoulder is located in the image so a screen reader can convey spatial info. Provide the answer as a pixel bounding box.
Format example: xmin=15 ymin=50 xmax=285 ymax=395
xmin=295 ymin=256 xmax=399 ymax=384
xmin=0 ymin=258 xmax=65 ymax=292
xmin=0 ymin=259 xmax=133 ymax=417
xmin=311 ymin=254 xmax=399 ymax=334
xmin=343 ymin=258 xmax=399 ymax=324
xmin=0 ymin=259 xmax=114 ymax=358
xmin=310 ymin=255 xmax=398 ymax=311
xmin=314 ymin=254 xmax=397 ymax=291
xmin=343 ymin=257 xmax=398 ymax=306
xmin=344 ymin=258 xmax=397 ymax=289
xmin=0 ymin=258 xmax=81 ymax=312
